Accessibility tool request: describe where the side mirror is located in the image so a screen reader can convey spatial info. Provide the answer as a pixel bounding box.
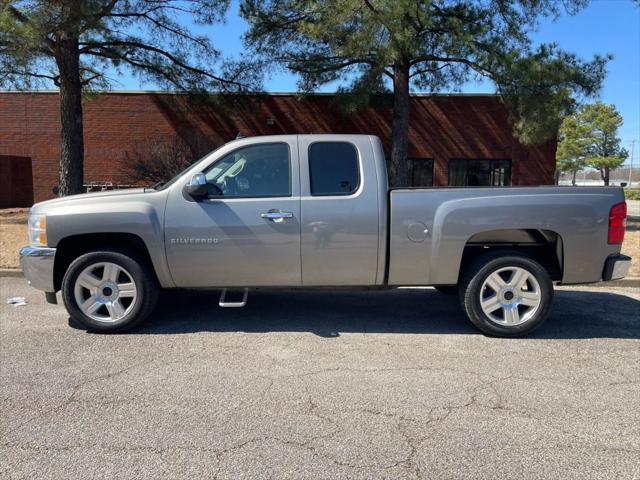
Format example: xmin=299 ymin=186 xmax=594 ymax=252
xmin=184 ymin=173 xmax=209 ymax=200
xmin=183 ymin=173 xmax=224 ymax=201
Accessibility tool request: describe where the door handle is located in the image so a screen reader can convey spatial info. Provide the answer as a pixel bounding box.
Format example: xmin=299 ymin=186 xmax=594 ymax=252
xmin=261 ymin=210 xmax=294 ymax=223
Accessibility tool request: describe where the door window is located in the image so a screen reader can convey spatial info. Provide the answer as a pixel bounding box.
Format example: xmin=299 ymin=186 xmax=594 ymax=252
xmin=308 ymin=142 xmax=359 ymax=195
xmin=203 ymin=143 xmax=291 ymax=197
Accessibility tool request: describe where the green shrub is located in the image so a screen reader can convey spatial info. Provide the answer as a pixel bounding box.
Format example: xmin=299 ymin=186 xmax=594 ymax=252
xmin=624 ymin=189 xmax=640 ymax=200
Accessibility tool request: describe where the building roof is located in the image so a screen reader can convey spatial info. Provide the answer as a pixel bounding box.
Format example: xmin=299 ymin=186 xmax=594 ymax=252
xmin=0 ymin=90 xmax=500 ymax=97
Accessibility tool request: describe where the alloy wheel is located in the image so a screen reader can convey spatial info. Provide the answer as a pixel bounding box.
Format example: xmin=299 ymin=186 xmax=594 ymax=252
xmin=73 ymin=262 xmax=138 ymax=323
xmin=479 ymin=266 xmax=542 ymax=326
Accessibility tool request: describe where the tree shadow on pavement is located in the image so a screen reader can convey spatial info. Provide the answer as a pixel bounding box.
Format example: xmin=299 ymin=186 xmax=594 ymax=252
xmin=114 ymin=288 xmax=640 ymax=340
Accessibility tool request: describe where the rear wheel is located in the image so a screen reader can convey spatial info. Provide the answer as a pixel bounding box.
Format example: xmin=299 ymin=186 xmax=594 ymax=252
xmin=459 ymin=253 xmax=553 ymax=337
xmin=62 ymin=250 xmax=158 ymax=332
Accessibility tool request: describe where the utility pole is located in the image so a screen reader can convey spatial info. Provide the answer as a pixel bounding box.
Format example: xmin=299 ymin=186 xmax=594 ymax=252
xmin=629 ymin=140 xmax=636 ymax=187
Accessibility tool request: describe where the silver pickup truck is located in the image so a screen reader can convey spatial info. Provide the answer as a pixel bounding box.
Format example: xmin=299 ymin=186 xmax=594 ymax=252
xmin=20 ymin=134 xmax=631 ymax=337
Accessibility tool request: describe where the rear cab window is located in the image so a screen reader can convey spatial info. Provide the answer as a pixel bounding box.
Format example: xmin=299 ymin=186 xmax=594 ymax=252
xmin=308 ymin=142 xmax=359 ymax=196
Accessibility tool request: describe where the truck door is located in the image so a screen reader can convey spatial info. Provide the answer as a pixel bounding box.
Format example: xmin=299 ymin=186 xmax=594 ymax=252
xmin=164 ymin=137 xmax=302 ymax=287
xmin=298 ymin=135 xmax=381 ymax=285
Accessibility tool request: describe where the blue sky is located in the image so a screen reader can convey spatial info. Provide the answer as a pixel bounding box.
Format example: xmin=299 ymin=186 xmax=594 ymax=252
xmin=117 ymin=0 xmax=640 ymax=165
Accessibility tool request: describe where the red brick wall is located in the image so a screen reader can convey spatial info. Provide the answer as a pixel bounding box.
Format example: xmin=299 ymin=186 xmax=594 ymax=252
xmin=0 ymin=92 xmax=556 ymax=204
xmin=0 ymin=93 xmax=61 ymax=203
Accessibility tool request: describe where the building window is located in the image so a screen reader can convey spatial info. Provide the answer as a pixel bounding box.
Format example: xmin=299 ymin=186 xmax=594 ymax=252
xmin=409 ymin=158 xmax=434 ymax=187
xmin=309 ymin=142 xmax=360 ymax=195
xmin=448 ymin=159 xmax=512 ymax=186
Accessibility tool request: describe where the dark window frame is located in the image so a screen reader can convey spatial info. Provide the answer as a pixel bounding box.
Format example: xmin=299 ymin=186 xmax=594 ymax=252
xmin=202 ymin=142 xmax=292 ymax=199
xmin=308 ymin=141 xmax=361 ymax=197
xmin=408 ymin=157 xmax=435 ymax=187
xmin=448 ymin=158 xmax=512 ymax=187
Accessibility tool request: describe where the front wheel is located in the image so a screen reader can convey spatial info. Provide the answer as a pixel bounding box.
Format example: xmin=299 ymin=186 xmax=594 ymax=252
xmin=459 ymin=253 xmax=554 ymax=337
xmin=62 ymin=250 xmax=159 ymax=332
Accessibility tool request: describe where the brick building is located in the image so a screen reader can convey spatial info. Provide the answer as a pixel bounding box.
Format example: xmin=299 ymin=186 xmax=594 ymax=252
xmin=0 ymin=91 xmax=556 ymax=206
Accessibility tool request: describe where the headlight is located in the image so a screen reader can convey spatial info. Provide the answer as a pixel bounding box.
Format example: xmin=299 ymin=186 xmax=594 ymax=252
xmin=28 ymin=214 xmax=47 ymax=247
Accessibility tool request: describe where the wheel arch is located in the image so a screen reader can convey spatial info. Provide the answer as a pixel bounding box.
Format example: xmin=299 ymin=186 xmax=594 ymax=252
xmin=53 ymin=233 xmax=160 ymax=291
xmin=459 ymin=229 xmax=564 ymax=282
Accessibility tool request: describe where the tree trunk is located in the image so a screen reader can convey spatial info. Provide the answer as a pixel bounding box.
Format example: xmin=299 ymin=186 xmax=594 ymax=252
xmin=554 ymin=169 xmax=560 ymax=185
xmin=388 ymin=62 xmax=410 ymax=187
xmin=603 ymin=167 xmax=610 ymax=186
xmin=56 ymin=36 xmax=84 ymax=196
xmin=571 ymin=170 xmax=577 ymax=186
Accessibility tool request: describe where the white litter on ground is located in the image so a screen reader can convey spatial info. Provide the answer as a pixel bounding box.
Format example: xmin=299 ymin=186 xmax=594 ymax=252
xmin=6 ymin=297 xmax=27 ymax=306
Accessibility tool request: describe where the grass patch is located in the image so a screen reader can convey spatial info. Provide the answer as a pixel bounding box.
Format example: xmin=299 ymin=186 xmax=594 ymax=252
xmin=0 ymin=209 xmax=29 ymax=269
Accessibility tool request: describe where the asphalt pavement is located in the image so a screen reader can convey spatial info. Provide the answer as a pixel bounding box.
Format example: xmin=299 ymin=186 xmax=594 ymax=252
xmin=1 ymin=277 xmax=639 ymax=479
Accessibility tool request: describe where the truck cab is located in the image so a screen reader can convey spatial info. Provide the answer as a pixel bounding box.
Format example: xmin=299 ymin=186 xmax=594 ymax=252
xmin=163 ymin=134 xmax=388 ymax=287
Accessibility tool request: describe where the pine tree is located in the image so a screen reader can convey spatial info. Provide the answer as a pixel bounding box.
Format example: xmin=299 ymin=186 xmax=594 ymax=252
xmin=1 ymin=1 xmax=257 ymax=195
xmin=241 ymin=0 xmax=609 ymax=186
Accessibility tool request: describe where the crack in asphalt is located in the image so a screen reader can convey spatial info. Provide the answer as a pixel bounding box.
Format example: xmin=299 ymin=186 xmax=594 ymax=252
xmin=3 ymin=359 xmax=157 ymax=437
xmin=3 ymin=342 xmax=639 ymax=478
xmin=3 ymin=371 xmax=639 ymax=480
xmin=4 ymin=366 xmax=530 ymax=477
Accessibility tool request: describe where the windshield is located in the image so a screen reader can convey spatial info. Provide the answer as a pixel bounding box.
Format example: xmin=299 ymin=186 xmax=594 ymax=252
xmin=153 ymin=141 xmax=229 ymax=191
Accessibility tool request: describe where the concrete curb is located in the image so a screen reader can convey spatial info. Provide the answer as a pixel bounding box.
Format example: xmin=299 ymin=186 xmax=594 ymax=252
xmin=582 ymin=279 xmax=640 ymax=288
xmin=0 ymin=269 xmax=23 ymax=278
xmin=1 ymin=268 xmax=638 ymax=287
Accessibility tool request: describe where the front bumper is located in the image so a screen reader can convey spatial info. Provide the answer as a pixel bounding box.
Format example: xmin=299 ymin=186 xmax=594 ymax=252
xmin=19 ymin=246 xmax=56 ymax=292
xmin=602 ymin=254 xmax=632 ymax=281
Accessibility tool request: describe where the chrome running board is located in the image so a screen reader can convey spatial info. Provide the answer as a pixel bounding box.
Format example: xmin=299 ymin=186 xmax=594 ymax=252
xmin=219 ymin=288 xmax=249 ymax=308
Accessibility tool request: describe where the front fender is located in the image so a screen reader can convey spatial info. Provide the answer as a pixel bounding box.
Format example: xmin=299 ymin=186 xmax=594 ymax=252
xmin=33 ymin=191 xmax=174 ymax=288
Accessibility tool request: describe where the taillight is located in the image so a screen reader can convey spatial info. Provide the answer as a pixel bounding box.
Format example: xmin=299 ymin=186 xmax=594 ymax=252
xmin=608 ymin=202 xmax=627 ymax=244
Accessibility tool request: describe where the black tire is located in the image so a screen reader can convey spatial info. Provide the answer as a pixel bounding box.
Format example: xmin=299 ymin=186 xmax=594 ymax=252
xmin=459 ymin=252 xmax=554 ymax=337
xmin=62 ymin=249 xmax=159 ymax=333
xmin=434 ymin=285 xmax=459 ymax=296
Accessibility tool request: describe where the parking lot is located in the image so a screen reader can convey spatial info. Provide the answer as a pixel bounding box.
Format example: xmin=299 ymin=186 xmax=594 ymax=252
xmin=1 ymin=277 xmax=639 ymax=479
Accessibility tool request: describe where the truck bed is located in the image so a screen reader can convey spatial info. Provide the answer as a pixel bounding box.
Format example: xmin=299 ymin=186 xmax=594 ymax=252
xmin=388 ymin=186 xmax=626 ymax=286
